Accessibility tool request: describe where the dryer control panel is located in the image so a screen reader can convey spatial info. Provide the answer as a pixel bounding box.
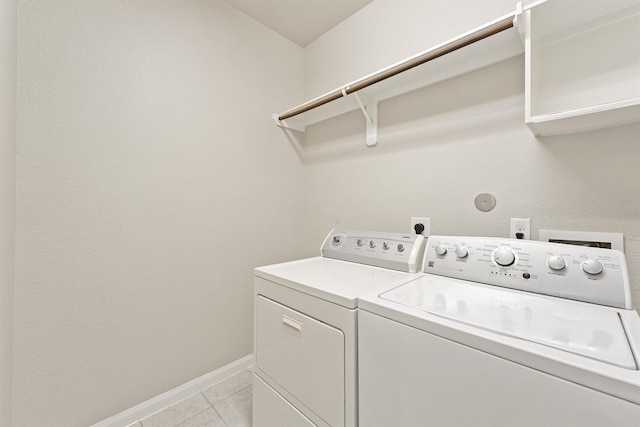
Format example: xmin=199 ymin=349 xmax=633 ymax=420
xmin=322 ymin=229 xmax=426 ymax=273
xmin=423 ymin=236 xmax=631 ymax=309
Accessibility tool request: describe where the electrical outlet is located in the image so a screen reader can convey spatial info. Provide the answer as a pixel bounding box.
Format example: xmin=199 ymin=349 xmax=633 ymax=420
xmin=410 ymin=217 xmax=430 ymax=236
xmin=510 ymin=218 xmax=531 ymax=240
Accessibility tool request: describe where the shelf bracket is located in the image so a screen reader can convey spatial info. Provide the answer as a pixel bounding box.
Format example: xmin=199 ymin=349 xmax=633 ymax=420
xmin=514 ymin=2 xmax=525 ymax=44
xmin=272 ymin=113 xmax=306 ymax=132
xmin=352 ymin=91 xmax=378 ymax=147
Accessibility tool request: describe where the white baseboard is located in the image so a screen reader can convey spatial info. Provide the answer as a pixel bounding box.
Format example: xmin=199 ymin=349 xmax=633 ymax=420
xmin=91 ymin=354 xmax=255 ymax=427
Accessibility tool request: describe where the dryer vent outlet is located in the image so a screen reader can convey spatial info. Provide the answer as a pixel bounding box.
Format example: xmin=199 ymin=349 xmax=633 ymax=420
xmin=410 ymin=217 xmax=430 ymax=237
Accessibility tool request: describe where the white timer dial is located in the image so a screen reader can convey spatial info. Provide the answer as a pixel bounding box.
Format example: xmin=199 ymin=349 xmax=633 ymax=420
xmin=455 ymin=246 xmax=469 ymax=258
xmin=546 ymin=256 xmax=567 ymax=271
xmin=435 ymin=244 xmax=448 ymax=256
xmin=581 ymin=259 xmax=604 ymax=275
xmin=493 ymin=248 xmax=516 ymax=267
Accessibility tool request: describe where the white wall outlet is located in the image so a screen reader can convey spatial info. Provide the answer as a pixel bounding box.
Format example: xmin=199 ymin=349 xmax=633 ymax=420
xmin=510 ymin=218 xmax=531 ymax=240
xmin=410 ymin=217 xmax=430 ymax=236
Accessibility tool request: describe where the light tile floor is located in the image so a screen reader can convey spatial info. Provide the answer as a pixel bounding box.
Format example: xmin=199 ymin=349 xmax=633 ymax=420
xmin=129 ymin=369 xmax=253 ymax=427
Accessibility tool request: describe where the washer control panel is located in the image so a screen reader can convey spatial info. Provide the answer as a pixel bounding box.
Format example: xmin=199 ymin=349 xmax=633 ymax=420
xmin=423 ymin=236 xmax=631 ymax=309
xmin=322 ymin=229 xmax=426 ymax=273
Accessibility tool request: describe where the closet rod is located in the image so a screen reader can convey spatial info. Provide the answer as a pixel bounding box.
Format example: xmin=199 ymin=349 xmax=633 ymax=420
xmin=278 ymin=14 xmax=515 ymax=121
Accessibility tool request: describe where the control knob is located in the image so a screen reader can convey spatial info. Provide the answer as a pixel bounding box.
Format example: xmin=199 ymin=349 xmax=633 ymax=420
xmin=369 ymin=240 xmax=376 ymax=249
xmin=357 ymin=239 xmax=364 ymax=247
xmin=397 ymin=244 xmax=405 ymax=253
xmin=546 ymin=256 xmax=567 ymax=271
xmin=435 ymin=244 xmax=448 ymax=256
xmin=332 ymin=235 xmax=343 ymax=245
xmin=455 ymin=246 xmax=469 ymax=258
xmin=382 ymin=242 xmax=390 ymax=250
xmin=493 ymin=248 xmax=516 ymax=267
xmin=581 ymin=259 xmax=604 ymax=275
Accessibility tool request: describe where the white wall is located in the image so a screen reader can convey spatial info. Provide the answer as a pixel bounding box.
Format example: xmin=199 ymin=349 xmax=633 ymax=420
xmin=305 ymin=0 xmax=532 ymax=98
xmin=14 ymin=0 xmax=304 ymax=425
xmin=301 ymin=0 xmax=640 ymax=308
xmin=0 ymin=0 xmax=16 ymax=424
xmin=11 ymin=0 xmax=640 ymax=425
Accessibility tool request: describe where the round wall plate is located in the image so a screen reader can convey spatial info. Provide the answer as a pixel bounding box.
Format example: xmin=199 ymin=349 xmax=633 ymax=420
xmin=474 ymin=193 xmax=496 ymax=212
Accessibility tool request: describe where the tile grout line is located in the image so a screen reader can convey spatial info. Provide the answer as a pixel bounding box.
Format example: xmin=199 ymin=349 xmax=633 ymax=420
xmin=203 ymin=389 xmax=230 ymax=427
xmin=211 ymin=384 xmax=253 ymax=427
xmin=172 ymin=395 xmax=219 ymax=427
xmin=209 ymin=402 xmax=229 ymax=427
xmin=139 ymin=392 xmax=215 ymax=427
xmin=201 ymin=390 xmax=230 ymax=427
xmin=140 ymin=371 xmax=252 ymax=427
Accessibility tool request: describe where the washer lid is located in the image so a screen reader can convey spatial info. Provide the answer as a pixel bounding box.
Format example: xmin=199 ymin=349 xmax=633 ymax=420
xmin=381 ymin=276 xmax=637 ymax=369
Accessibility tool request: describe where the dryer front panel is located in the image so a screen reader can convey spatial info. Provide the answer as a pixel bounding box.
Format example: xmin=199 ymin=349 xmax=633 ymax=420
xmin=256 ymin=295 xmax=345 ymax=427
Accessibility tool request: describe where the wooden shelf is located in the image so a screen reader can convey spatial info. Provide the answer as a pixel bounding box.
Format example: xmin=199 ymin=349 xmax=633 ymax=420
xmin=527 ymin=99 xmax=640 ymax=136
xmin=275 ymin=0 xmax=640 ymax=142
xmin=525 ymin=0 xmax=640 ymax=136
xmin=275 ymin=11 xmax=524 ymax=138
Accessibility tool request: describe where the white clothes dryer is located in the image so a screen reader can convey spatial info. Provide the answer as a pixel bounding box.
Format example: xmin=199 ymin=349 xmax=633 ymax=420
xmin=252 ymin=229 xmax=426 ymax=427
xmin=358 ymin=236 xmax=640 ymax=427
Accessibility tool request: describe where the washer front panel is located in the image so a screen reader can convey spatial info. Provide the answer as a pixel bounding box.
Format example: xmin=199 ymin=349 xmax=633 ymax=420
xmin=360 ymin=282 xmax=640 ymax=405
xmin=381 ymin=275 xmax=636 ymax=369
xmin=359 ymin=310 xmax=640 ymax=427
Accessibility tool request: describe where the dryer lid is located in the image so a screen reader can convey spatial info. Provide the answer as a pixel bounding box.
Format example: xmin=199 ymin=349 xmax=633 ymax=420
xmin=256 ymin=257 xmax=418 ymax=308
xmin=380 ymin=275 xmax=637 ymax=369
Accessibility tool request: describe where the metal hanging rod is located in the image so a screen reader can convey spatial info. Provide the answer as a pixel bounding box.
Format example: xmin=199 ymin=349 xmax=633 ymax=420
xmin=277 ymin=13 xmax=516 ymax=121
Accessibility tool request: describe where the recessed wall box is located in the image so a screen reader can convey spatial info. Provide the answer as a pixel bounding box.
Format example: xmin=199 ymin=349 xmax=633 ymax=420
xmin=538 ymin=230 xmax=624 ymax=252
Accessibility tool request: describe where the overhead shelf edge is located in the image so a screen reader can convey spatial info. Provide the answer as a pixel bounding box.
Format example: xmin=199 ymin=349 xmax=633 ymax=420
xmin=274 ymin=6 xmax=526 ymax=138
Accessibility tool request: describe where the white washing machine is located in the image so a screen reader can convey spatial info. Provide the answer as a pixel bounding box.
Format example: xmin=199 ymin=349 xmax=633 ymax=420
xmin=252 ymin=229 xmax=426 ymax=427
xmin=359 ymin=236 xmax=640 ymax=427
